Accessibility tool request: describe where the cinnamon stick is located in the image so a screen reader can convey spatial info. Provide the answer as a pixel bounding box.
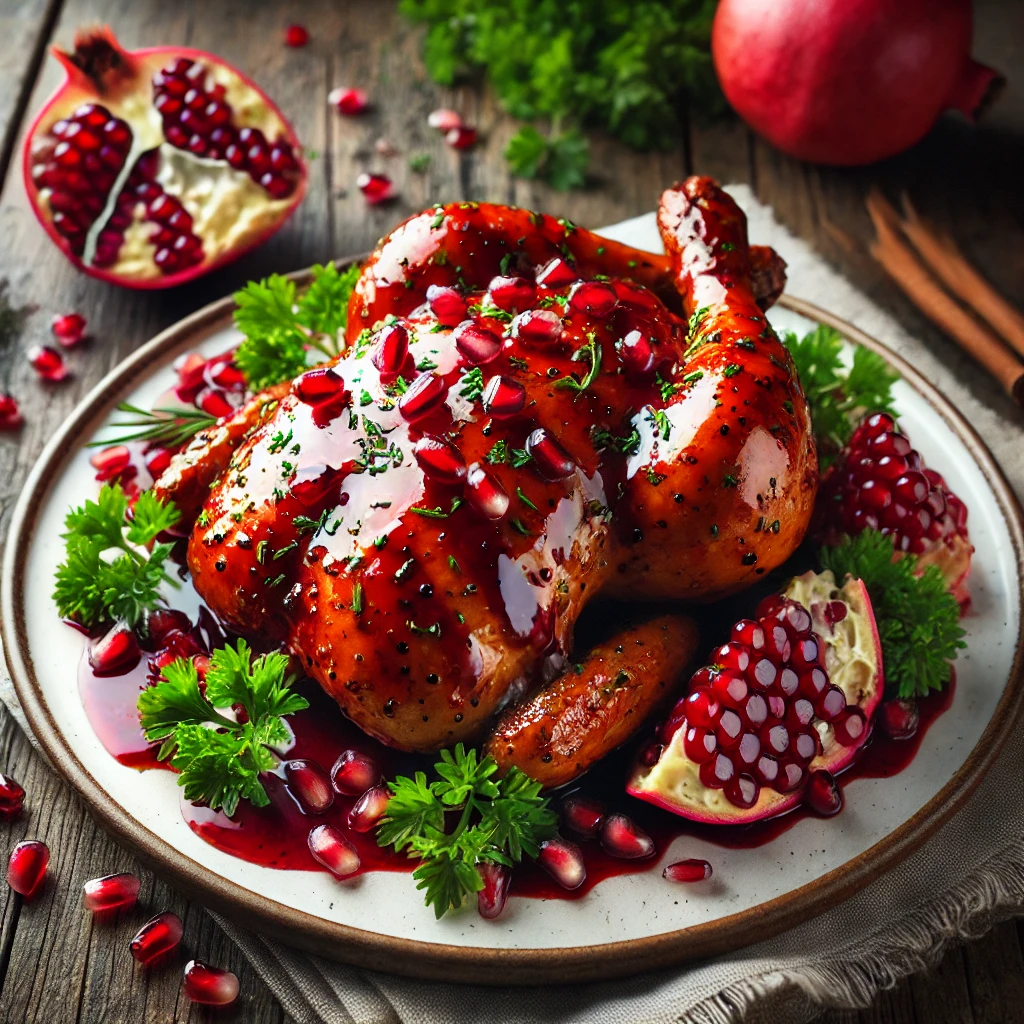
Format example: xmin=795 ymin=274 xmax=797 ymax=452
xmin=866 ymin=190 xmax=1024 ymax=405
xmin=899 ymin=195 xmax=1024 ymax=361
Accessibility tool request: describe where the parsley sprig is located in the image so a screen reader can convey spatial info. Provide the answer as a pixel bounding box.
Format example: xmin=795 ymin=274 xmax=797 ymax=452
xmin=138 ymin=640 xmax=309 ymax=817
xmin=53 ymin=484 xmax=181 ymax=630
xmin=89 ymin=402 xmax=217 ymax=449
xmin=820 ymin=530 xmax=966 ymax=699
xmin=378 ymin=745 xmax=557 ymax=918
xmin=233 ymin=262 xmax=361 ymax=391
xmin=783 ymin=325 xmax=898 ymax=469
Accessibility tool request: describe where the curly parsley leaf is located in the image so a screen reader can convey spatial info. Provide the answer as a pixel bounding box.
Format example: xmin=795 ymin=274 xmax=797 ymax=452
xmin=820 ymin=529 xmax=965 ymax=699
xmin=138 ymin=639 xmax=309 ymax=817
xmin=783 ymin=325 xmax=899 ymax=469
xmin=53 ymin=483 xmax=180 ymax=630
xmin=378 ymin=744 xmax=557 ymax=917
xmin=505 ymin=126 xmax=589 ymax=191
xmin=233 ymin=262 xmax=361 ymax=390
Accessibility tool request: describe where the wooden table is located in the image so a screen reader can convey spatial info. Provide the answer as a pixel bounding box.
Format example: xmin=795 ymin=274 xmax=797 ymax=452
xmin=0 ymin=1 xmax=1021 ymax=1021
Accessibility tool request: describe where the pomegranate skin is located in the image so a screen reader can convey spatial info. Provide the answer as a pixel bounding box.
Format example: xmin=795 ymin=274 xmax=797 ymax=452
xmin=712 ymin=0 xmax=1003 ymax=166
xmin=23 ymin=27 xmax=307 ymax=289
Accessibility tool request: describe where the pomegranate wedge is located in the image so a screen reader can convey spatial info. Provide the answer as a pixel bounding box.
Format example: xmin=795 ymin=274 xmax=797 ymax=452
xmin=628 ymin=570 xmax=883 ymax=824
xmin=24 ymin=28 xmax=305 ymax=288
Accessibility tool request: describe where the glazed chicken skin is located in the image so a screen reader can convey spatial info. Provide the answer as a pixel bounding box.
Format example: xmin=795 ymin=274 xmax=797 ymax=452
xmin=154 ymin=177 xmax=817 ymax=782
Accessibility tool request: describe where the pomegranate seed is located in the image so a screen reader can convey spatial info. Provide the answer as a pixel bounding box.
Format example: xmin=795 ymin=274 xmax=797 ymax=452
xmin=427 ymin=108 xmax=462 ymax=132
xmin=537 ymin=837 xmax=586 ymax=890
xmin=331 ymin=749 xmax=382 ymax=795
xmin=481 ymin=375 xmax=526 ymax=417
xmin=466 ymin=463 xmax=510 ymax=520
xmin=89 ymin=623 xmax=142 ymax=676
xmin=599 ymin=814 xmax=655 ymax=859
xmin=284 ymin=24 xmax=309 ymax=47
xmin=426 ymin=284 xmax=466 ymax=326
xmin=130 ymin=911 xmax=183 ymax=965
xmin=0 ymin=394 xmax=21 ymax=430
xmin=296 ymin=367 xmax=347 ymax=406
xmin=147 ymin=608 xmax=191 ymax=644
xmin=684 ymin=689 xmax=717 ymax=728
xmin=197 ymin=387 xmax=233 ymax=418
xmin=511 ymin=308 xmax=562 ymax=346
xmin=684 ymin=726 xmax=717 ymax=763
xmin=398 ymin=373 xmax=448 ymax=421
xmin=371 ymin=323 xmax=410 ymax=375
xmin=83 ymin=872 xmax=140 ymax=913
xmin=356 ymin=172 xmax=394 ymax=204
xmin=176 ymin=352 xmax=207 ymax=392
xmin=413 ymin=436 xmax=467 ymax=484
xmin=817 ymin=685 xmax=847 ymax=722
xmin=7 ymin=840 xmax=48 ymax=899
xmin=567 ymin=280 xmax=617 ymax=318
xmin=477 ymin=862 xmax=510 ymax=920
xmin=487 ymin=276 xmax=535 ymax=313
xmin=880 ymin=698 xmax=920 ymax=740
xmin=536 ymin=257 xmax=577 ymax=288
xmin=145 ymin=447 xmax=173 ymax=478
xmin=806 ymin=768 xmax=843 ymax=816
xmin=525 ymin=428 xmax=575 ymax=480
xmin=0 ymin=774 xmax=25 ymax=817
xmin=664 ymin=859 xmax=713 ymax=883
xmin=699 ymin=752 xmax=735 ymax=788
xmin=28 ymin=345 xmax=68 ymax=381
xmin=777 ymin=758 xmax=805 ymax=792
xmin=308 ymin=823 xmax=360 ymax=878
xmin=446 ymin=125 xmax=477 ymax=150
xmin=284 ymin=759 xmax=335 ymax=814
xmin=51 ymin=313 xmax=87 ymax=347
xmin=560 ymin=795 xmax=605 ymax=838
xmin=454 ymin=321 xmax=503 ymax=365
xmin=89 ymin=445 xmax=132 ymax=482
xmin=183 ymin=960 xmax=239 ymax=1006
xmin=329 ymin=88 xmax=369 ymax=115
xmin=833 ymin=707 xmax=868 ymax=746
xmin=724 ymin=773 xmax=760 ymax=808
xmin=619 ymin=330 xmax=654 ymax=374
xmin=347 ymin=784 xmax=390 ymax=832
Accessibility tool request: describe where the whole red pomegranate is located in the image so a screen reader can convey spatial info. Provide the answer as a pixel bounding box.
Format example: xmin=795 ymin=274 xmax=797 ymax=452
xmin=24 ymin=28 xmax=306 ymax=288
xmin=712 ymin=0 xmax=1003 ymax=165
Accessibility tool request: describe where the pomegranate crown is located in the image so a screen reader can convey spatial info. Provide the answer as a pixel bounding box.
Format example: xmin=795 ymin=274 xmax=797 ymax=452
xmin=52 ymin=26 xmax=135 ymax=94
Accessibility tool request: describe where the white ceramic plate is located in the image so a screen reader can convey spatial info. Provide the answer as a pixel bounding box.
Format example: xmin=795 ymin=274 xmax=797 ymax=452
xmin=3 ymin=222 xmax=1022 ymax=984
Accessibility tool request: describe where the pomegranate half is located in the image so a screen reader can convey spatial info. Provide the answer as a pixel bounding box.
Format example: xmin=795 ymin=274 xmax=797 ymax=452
xmin=628 ymin=570 xmax=883 ymax=824
xmin=24 ymin=28 xmax=306 ymax=288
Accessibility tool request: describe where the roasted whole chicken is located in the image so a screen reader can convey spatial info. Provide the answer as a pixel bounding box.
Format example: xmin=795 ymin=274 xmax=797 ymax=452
xmin=154 ymin=177 xmax=817 ymax=786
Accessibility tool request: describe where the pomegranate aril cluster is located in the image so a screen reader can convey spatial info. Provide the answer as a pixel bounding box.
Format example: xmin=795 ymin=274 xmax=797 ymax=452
xmin=30 ymin=103 xmax=132 ymax=254
xmin=152 ymin=57 xmax=299 ymax=199
xmin=669 ymin=596 xmax=862 ymax=810
xmin=822 ymin=412 xmax=968 ymax=555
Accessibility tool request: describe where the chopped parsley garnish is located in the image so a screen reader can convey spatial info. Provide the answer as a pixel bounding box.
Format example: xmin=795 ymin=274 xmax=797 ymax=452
xmin=820 ymin=529 xmax=965 ymax=699
xmin=410 ymin=498 xmax=463 ymax=519
xmin=485 ymin=439 xmax=508 ymax=465
xmin=138 ymin=640 xmax=308 ymax=817
xmin=516 ymin=487 xmax=538 ymax=511
xmin=554 ymin=332 xmax=602 ymax=394
xmin=458 ymin=366 xmax=485 ymax=402
xmin=467 ymin=298 xmax=513 ymax=323
xmin=53 ymin=484 xmax=181 ymax=630
xmin=377 ymin=744 xmax=556 ymax=918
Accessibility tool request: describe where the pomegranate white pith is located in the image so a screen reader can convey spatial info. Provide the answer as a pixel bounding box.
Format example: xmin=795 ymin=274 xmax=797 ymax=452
xmin=24 ymin=28 xmax=305 ymax=288
xmin=627 ymin=571 xmax=882 ymax=824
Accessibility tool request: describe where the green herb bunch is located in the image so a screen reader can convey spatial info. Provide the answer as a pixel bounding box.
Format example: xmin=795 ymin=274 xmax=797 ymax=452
xmin=378 ymin=744 xmax=557 ymax=917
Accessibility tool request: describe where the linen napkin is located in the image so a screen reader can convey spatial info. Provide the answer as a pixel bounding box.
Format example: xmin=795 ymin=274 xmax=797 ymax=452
xmin=6 ymin=187 xmax=1024 ymax=1023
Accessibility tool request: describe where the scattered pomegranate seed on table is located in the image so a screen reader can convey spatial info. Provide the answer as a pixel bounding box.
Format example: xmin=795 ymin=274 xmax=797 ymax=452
xmin=82 ymin=872 xmax=140 ymax=913
xmin=27 ymin=344 xmax=68 ymax=381
xmin=427 ymin=108 xmax=462 ymax=132
xmin=0 ymin=394 xmax=22 ymax=430
xmin=0 ymin=775 xmax=25 ymax=817
xmin=51 ymin=312 xmax=87 ymax=347
xmin=445 ymin=125 xmax=477 ymax=150
xmin=356 ymin=172 xmax=395 ymax=205
xmin=663 ymin=859 xmax=713 ymax=883
xmin=183 ymin=960 xmax=240 ymax=1006
xmin=130 ymin=911 xmax=184 ymax=965
xmin=329 ymin=88 xmax=369 ymax=116
xmin=284 ymin=24 xmax=309 ymax=48
xmin=7 ymin=840 xmax=49 ymax=899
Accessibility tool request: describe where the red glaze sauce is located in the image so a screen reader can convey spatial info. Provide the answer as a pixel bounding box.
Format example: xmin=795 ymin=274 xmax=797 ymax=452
xmin=78 ymin=635 xmax=955 ymax=894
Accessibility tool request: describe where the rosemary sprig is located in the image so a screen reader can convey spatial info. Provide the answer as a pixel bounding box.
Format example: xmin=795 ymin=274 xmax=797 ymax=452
xmin=89 ymin=403 xmax=218 ymax=448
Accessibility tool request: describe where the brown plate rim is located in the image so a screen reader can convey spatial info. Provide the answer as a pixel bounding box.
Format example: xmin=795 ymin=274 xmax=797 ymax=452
xmin=2 ymin=276 xmax=1022 ymax=985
